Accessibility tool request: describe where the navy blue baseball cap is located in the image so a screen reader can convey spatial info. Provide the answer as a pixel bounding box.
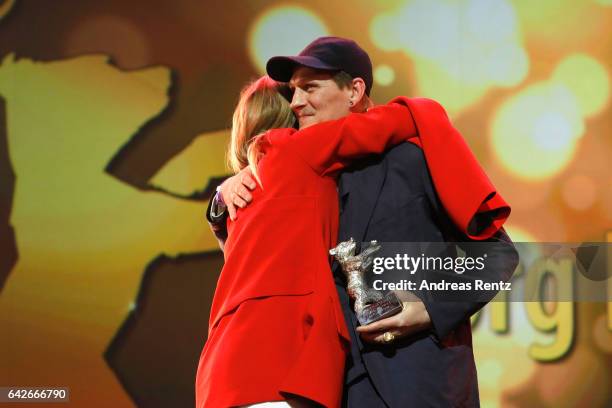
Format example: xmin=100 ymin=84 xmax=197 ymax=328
xmin=266 ymin=36 xmax=373 ymax=95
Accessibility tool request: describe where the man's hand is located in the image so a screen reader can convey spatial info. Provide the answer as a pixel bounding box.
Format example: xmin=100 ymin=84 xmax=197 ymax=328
xmin=220 ymin=168 xmax=257 ymax=220
xmin=356 ymin=295 xmax=432 ymax=345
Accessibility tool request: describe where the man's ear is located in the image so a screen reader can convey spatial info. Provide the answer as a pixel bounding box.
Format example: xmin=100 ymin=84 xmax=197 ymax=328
xmin=349 ymin=77 xmax=368 ymax=112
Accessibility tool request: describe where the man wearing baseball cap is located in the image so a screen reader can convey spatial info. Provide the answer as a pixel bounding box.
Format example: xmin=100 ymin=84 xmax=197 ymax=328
xmin=265 ymin=37 xmax=374 ymax=131
xmin=267 ymin=36 xmax=374 ymax=95
xmin=208 ymin=36 xmax=517 ymax=407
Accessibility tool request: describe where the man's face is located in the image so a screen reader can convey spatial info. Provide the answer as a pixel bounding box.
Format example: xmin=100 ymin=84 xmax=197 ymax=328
xmin=289 ymin=66 xmax=352 ymax=129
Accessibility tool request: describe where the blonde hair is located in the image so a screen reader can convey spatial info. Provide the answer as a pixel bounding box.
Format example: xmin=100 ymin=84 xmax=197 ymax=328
xmin=227 ymin=76 xmax=294 ymax=186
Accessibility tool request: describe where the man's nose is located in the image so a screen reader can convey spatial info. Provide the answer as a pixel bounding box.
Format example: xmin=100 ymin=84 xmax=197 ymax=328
xmin=290 ymin=88 xmax=306 ymax=112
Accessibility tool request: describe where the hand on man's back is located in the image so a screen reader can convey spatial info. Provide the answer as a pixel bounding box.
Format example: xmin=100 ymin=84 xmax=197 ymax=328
xmin=220 ymin=168 xmax=257 ymax=220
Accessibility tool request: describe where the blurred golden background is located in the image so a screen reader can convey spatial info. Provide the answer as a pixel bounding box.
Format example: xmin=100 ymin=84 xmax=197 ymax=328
xmin=0 ymin=0 xmax=610 ymax=407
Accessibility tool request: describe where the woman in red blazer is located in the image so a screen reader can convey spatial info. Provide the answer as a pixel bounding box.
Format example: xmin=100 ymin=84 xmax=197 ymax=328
xmin=195 ymin=76 xmax=416 ymax=408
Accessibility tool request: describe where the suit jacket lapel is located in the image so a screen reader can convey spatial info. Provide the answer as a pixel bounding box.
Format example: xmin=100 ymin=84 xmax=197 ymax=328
xmin=333 ymin=174 xmax=353 ymax=277
xmin=333 ymin=159 xmax=387 ymax=280
xmin=339 ymin=159 xmax=387 ymax=244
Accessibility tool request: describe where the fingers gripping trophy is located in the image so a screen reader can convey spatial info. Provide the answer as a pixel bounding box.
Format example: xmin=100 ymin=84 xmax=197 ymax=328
xmin=330 ymin=238 xmax=402 ymax=326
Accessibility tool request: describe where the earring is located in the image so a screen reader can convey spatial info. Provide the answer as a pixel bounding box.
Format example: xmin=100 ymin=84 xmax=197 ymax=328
xmin=349 ymin=101 xmax=354 ymax=106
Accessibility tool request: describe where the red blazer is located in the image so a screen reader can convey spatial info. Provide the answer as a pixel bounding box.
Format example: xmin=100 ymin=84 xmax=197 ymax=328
xmin=196 ymin=102 xmax=416 ymax=408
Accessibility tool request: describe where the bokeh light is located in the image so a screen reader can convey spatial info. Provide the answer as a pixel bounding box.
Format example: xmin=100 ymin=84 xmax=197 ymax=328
xmin=491 ymin=83 xmax=584 ymax=180
xmin=562 ymin=174 xmax=598 ymax=211
xmin=551 ymin=54 xmax=610 ymax=117
xmin=479 ymin=358 xmax=504 ymax=387
xmin=373 ymin=64 xmax=395 ymax=86
xmin=513 ymin=0 xmax=606 ymax=49
xmin=248 ymin=6 xmax=329 ymax=74
xmin=369 ymin=0 xmax=528 ymax=113
xmin=594 ymin=0 xmax=612 ymax=6
xmin=485 ymin=42 xmax=529 ymax=86
xmin=412 ymin=58 xmax=488 ymax=114
xmin=474 ymin=303 xmax=540 ymax=405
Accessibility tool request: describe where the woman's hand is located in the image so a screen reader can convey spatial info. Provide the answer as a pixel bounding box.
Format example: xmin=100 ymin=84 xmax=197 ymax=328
xmin=220 ymin=168 xmax=257 ymax=220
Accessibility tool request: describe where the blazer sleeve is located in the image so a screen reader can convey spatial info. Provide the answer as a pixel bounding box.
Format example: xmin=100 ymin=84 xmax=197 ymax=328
xmin=392 ymin=143 xmax=518 ymax=340
xmin=282 ymin=102 xmax=417 ymax=177
xmin=422 ymin=228 xmax=519 ymax=340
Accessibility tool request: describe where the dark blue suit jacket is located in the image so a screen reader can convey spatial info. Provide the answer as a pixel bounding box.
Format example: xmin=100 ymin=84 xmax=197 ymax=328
xmin=335 ymin=142 xmax=518 ymax=407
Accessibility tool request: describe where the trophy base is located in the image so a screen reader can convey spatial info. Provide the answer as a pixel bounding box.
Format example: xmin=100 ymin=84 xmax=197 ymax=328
xmin=356 ymin=292 xmax=403 ymax=326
